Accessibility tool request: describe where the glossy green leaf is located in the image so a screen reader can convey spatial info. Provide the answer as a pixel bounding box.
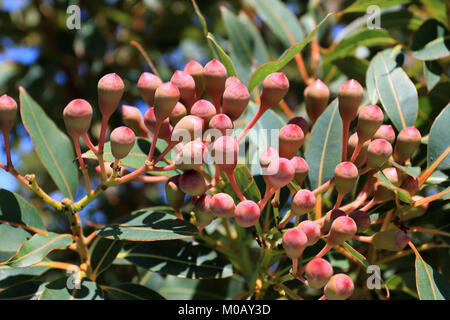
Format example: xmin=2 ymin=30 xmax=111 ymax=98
xmin=83 ymin=137 xmax=181 ymax=177
xmin=39 ymin=277 xmax=103 ymax=300
xmin=249 ymin=0 xmax=304 ymax=48
xmin=415 ymin=254 xmax=450 ymax=300
xmin=0 ymin=280 xmax=46 ymax=300
xmin=424 ymin=61 xmax=442 ymax=92
xmin=412 ymin=19 xmax=450 ymax=61
xmin=333 ymin=57 xmax=369 ymax=86
xmin=4 ymin=232 xmax=72 ymax=268
xmin=388 ymin=160 xmax=421 ymax=178
xmin=0 ymin=189 xmax=46 ymax=233
xmin=0 ymin=224 xmax=33 ymax=264
xmin=96 ymin=206 xmax=197 ymax=241
xmin=0 ymin=263 xmax=50 ymax=287
xmin=340 ymin=0 xmax=410 ymax=13
xmin=324 ymin=29 xmax=395 ymax=64
xmin=119 ymin=240 xmax=233 ymax=279
xmin=377 ymin=171 xmax=412 ymax=203
xmin=102 ymin=283 xmax=165 ymax=300
xmin=223 ymin=165 xmax=261 ymax=203
xmin=19 ymin=87 xmax=78 ymax=200
xmin=427 ymin=103 xmax=450 ymax=170
xmin=373 ymin=53 xmax=418 ymax=131
xmin=305 ymin=99 xmax=342 ymax=189
xmin=90 ymin=237 xmax=123 ymax=278
xmin=247 ymin=13 xmax=332 ymax=92
xmin=207 ymin=33 xmax=237 ymax=77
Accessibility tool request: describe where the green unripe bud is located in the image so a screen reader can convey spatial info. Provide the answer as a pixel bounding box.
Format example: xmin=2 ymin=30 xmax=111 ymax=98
xmin=356 ymin=105 xmax=384 ymax=142
xmin=338 ymin=79 xmax=363 ymax=123
xmin=184 ymin=60 xmax=204 ymax=99
xmin=327 ymin=216 xmax=357 ymax=246
xmin=98 ymin=73 xmax=124 ymax=118
xmin=138 ymin=72 xmax=162 ymax=107
xmin=234 ymin=200 xmax=260 ymax=228
xmin=63 ymin=99 xmax=93 ymax=138
xmin=291 ymin=190 xmax=316 ymax=216
xmin=179 ymin=169 xmax=208 ymax=196
xmin=290 ymin=156 xmax=309 ymax=186
xmin=222 ymin=81 xmax=250 ymax=121
xmin=170 ymin=70 xmax=196 ymax=112
xmin=154 ymin=82 xmax=180 ymax=123
xmin=278 ymin=124 xmax=304 ymax=160
xmin=282 ymin=228 xmax=308 ymax=259
xmin=304 ymin=79 xmax=329 ymax=124
xmin=209 ymin=193 xmax=235 ymax=218
xmin=121 ymin=105 xmax=148 ymax=137
xmin=194 ymin=194 xmax=215 ymax=229
xmin=203 ymin=59 xmax=227 ymax=107
xmin=165 ymin=175 xmax=185 ymax=211
xmin=169 ymin=102 xmax=187 ymax=127
xmin=297 ymin=220 xmax=321 ymax=246
xmin=288 ymin=116 xmax=309 ymax=136
xmin=266 ymin=157 xmax=295 ymax=189
xmin=393 ymin=126 xmax=422 ymax=163
xmin=367 ymin=138 xmax=393 ymax=169
xmin=110 ymin=126 xmax=136 ymax=159
xmin=334 ymin=161 xmax=359 ymax=194
xmin=373 ymin=124 xmax=396 ymax=144
xmin=305 ymin=258 xmax=333 ymax=289
xmin=260 ymin=72 xmax=289 ymax=110
xmin=0 ymin=94 xmax=17 ymax=134
xmin=371 ymin=229 xmax=410 ymax=251
xmin=324 ymin=274 xmax=354 ymax=300
xmin=191 ymin=99 xmax=217 ymax=126
xmin=348 ymin=210 xmax=371 ymax=233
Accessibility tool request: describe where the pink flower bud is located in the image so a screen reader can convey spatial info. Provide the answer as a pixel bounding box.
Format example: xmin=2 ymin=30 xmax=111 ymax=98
xmin=222 ymin=81 xmax=250 ymax=121
xmin=327 ymin=216 xmax=357 ymax=246
xmin=137 ymin=72 xmax=162 ymax=107
xmin=171 ymin=115 xmax=204 ymax=142
xmin=234 ymin=200 xmax=260 ymax=228
xmin=291 ymin=190 xmax=316 ymax=215
xmin=98 ymin=73 xmax=124 ymax=118
xmin=191 ymin=99 xmax=217 ymax=126
xmin=259 ymin=146 xmax=279 ymax=169
xmin=171 ymin=70 xmax=196 ymax=112
xmin=305 ymin=258 xmax=333 ymax=289
xmin=373 ymin=124 xmax=396 ymax=144
xmin=0 ymin=94 xmax=17 ymax=134
xmin=165 ymin=175 xmax=185 ymax=211
xmin=324 ymin=274 xmax=354 ymax=300
xmin=209 ymin=114 xmax=233 ymax=135
xmin=297 ymin=220 xmax=321 ymax=246
xmin=144 ymin=107 xmax=173 ymax=142
xmin=321 ymin=209 xmax=346 ymax=234
xmin=338 ymin=79 xmax=363 ymax=123
xmin=179 ymin=169 xmax=208 ymax=196
xmin=154 ymin=82 xmax=180 ymax=122
xmin=194 ymin=194 xmax=215 ymax=228
xmin=334 ymin=161 xmax=358 ymax=194
xmin=63 ymin=99 xmax=93 ymax=138
xmin=169 ymin=102 xmax=187 ymax=127
xmin=213 ymin=135 xmax=238 ymax=173
xmin=184 ymin=60 xmax=204 ymax=99
xmin=175 ymin=140 xmax=207 ymax=171
xmin=121 ymin=105 xmax=148 ymax=137
xmin=288 ymin=116 xmax=309 ymax=136
xmin=278 ymin=124 xmax=304 ymax=159
xmin=282 ymin=228 xmax=308 ymax=259
xmin=290 ymin=156 xmax=309 ymax=186
xmin=260 ymin=72 xmax=289 ymax=110
xmin=367 ymin=138 xmax=392 ymax=169
xmin=393 ymin=126 xmax=422 ymax=163
xmin=304 ymin=79 xmax=329 ymax=124
xmin=110 ymin=126 xmax=136 ymax=159
xmin=356 ymin=105 xmax=384 ymax=142
xmin=209 ymin=193 xmax=235 ymax=218
xmin=203 ymin=59 xmax=227 ymax=107
xmin=371 ymin=229 xmax=410 ymax=251
xmin=266 ymin=157 xmax=295 ymax=189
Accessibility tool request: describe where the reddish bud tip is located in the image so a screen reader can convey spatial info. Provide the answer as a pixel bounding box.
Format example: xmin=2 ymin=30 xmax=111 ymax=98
xmin=234 ymin=200 xmax=261 ymax=228
xmin=266 ymin=157 xmax=295 ymax=189
xmin=169 ymin=102 xmax=187 ymax=127
xmin=110 ymin=126 xmax=135 ymax=159
xmin=304 ymin=79 xmax=329 ymax=124
xmin=191 ymin=99 xmax=217 ymax=126
xmin=327 ymin=216 xmax=357 ymax=246
xmin=260 ymin=72 xmax=289 ymax=110
xmin=137 ymin=72 xmax=162 ymax=107
xmin=348 ymin=210 xmax=371 ymax=233
xmin=179 ymin=169 xmax=208 ymax=196
xmin=171 ymin=115 xmax=204 ymax=142
xmin=279 ymin=124 xmax=304 ymax=159
xmin=209 ymin=193 xmax=236 ymax=218
xmin=288 ymin=116 xmax=309 ymax=136
xmin=171 ymin=70 xmax=196 ymax=111
xmin=282 ymin=228 xmax=308 ymax=259
xmin=324 ymin=274 xmax=354 ymax=300
xmin=225 ymin=76 xmax=241 ymax=89
xmin=222 ymin=81 xmax=250 ymax=121
xmin=373 ymin=124 xmax=396 ymax=144
xmin=367 ymin=138 xmax=392 ymax=169
xmin=98 ymin=73 xmax=124 ymax=118
xmin=338 ymin=79 xmax=363 ymax=122
xmin=154 ymin=82 xmax=180 ymax=122
xmin=63 ymin=99 xmax=93 ymax=138
xmin=393 ymin=126 xmax=422 ymax=163
xmin=203 ymin=59 xmax=227 ymax=106
xmin=334 ymin=161 xmax=359 ymax=194
xmin=291 ymin=189 xmax=316 ymax=216
xmin=356 ymin=105 xmax=384 ymax=142
xmin=209 ymin=114 xmax=233 ymax=135
xmin=297 ymin=220 xmax=321 ymax=246
xmin=290 ymin=156 xmax=309 ymax=186
xmin=184 ymin=60 xmax=204 ymax=99
xmin=144 ymin=107 xmax=173 ymax=142
xmin=305 ymin=258 xmax=333 ymax=289
xmin=165 ymin=175 xmax=185 ymax=211
xmin=213 ymin=135 xmax=238 ymax=173
xmin=372 ymin=229 xmax=410 ymax=251
xmin=0 ymin=94 xmax=17 ymax=134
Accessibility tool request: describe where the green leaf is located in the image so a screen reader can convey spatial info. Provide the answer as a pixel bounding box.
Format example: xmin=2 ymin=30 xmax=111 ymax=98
xmin=247 ymin=13 xmax=332 ymax=92
xmin=340 ymin=0 xmax=410 ymax=13
xmin=427 ymin=103 xmax=450 ymax=170
xmin=0 ymin=189 xmax=46 ymax=233
xmin=0 ymin=224 xmax=33 ymax=263
xmin=190 ymin=0 xmax=208 ymax=37
xmin=223 ymin=165 xmax=261 ymax=203
xmin=0 ymin=263 xmax=50 ymax=288
xmin=305 ymin=99 xmax=342 ymax=189
xmin=332 ymin=57 xmax=369 ymax=86
xmin=207 ymin=33 xmax=237 ymax=77
xmin=4 ymin=232 xmax=72 ymax=268
xmin=249 ymin=0 xmax=304 ymax=48
xmin=424 ymin=61 xmax=442 ymax=92
xmin=0 ymin=280 xmax=46 ymax=300
xmin=83 ymin=137 xmax=181 ymax=177
xmin=377 ymin=171 xmax=412 ymax=203
xmin=19 ymin=87 xmax=78 ymax=200
xmin=96 ymin=206 xmax=197 ymax=241
xmin=373 ymin=53 xmax=418 ymax=131
xmin=102 ymin=283 xmax=165 ymax=300
xmin=341 ymin=242 xmax=370 ymax=268
xmin=415 ymin=254 xmax=450 ymax=300
xmin=324 ymin=29 xmax=396 ymax=64
xmin=388 ymin=160 xmax=421 ymax=178
xmin=380 ymin=10 xmax=424 ymax=31
xmin=90 ymin=238 xmax=123 ymax=278
xmin=119 ymin=240 xmax=233 ymax=279
xmin=39 ymin=277 xmax=103 ymax=300
xmin=238 ymin=12 xmax=269 ymax=67
xmin=412 ymin=19 xmax=450 ymax=61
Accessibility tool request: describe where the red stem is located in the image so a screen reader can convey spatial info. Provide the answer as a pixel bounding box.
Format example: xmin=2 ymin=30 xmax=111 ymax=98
xmin=350 ymin=141 xmax=363 ymax=163
xmin=237 ymin=108 xmax=265 ymax=143
xmin=151 ymin=140 xmax=177 ymax=165
xmin=82 ymin=133 xmax=98 ymax=155
xmin=73 ymin=137 xmax=86 ymax=169
xmin=147 ymin=122 xmax=162 ymax=162
xmin=225 ymin=168 xmax=246 ymax=201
